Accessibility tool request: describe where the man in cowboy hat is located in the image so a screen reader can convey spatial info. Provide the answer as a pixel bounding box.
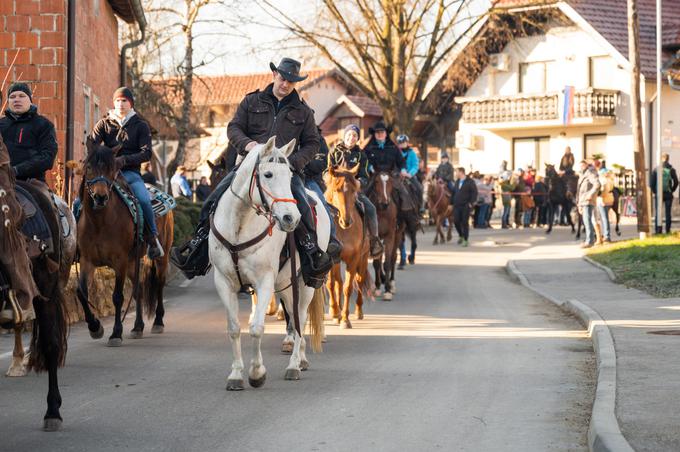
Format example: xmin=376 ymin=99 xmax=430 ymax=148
xmin=171 ymin=57 xmax=341 ymax=279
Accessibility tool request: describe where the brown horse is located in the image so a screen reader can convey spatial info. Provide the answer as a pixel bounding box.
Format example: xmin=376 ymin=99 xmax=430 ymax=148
xmin=427 ymin=176 xmax=453 ymax=245
xmin=76 ymin=140 xmax=173 ymax=347
xmin=367 ymin=171 xmax=401 ymax=301
xmin=0 ymin=134 xmax=71 ymax=430
xmin=325 ymin=160 xmax=371 ymax=329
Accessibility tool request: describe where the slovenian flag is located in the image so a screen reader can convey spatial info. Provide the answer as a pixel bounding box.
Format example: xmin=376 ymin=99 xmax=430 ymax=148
xmin=563 ymin=86 xmax=574 ymax=125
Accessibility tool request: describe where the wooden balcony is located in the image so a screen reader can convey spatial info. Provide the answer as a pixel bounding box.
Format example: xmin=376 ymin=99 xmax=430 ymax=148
xmin=456 ymin=89 xmax=618 ymax=128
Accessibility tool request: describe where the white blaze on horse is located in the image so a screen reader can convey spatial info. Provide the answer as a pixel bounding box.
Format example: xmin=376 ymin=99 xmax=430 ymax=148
xmin=210 ymin=136 xmax=327 ymax=390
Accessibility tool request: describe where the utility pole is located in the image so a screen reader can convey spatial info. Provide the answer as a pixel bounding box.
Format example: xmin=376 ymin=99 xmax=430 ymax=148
xmin=628 ymin=0 xmax=651 ymax=237
xmin=655 ymin=0 xmax=663 ymax=233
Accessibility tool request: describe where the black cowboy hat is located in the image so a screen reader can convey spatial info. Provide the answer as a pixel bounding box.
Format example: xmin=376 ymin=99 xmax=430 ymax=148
xmin=269 ymin=57 xmax=308 ymax=82
xmin=368 ymin=120 xmax=392 ymax=135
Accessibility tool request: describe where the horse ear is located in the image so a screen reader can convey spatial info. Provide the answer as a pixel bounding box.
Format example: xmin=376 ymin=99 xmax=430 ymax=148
xmin=260 ymin=136 xmax=276 ymax=157
xmin=85 ymin=136 xmax=95 ymax=154
xmin=207 ymin=160 xmax=215 ymax=170
xmin=283 ymin=138 xmax=296 ymax=158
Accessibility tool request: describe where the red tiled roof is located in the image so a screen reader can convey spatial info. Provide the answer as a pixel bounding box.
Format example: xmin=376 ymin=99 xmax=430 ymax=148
xmin=190 ymin=69 xmax=333 ymax=106
xmin=344 ymin=95 xmax=383 ymax=117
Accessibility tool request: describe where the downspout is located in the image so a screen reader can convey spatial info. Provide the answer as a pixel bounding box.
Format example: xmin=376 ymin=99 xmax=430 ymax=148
xmin=65 ymin=0 xmax=76 ymax=203
xmin=119 ymin=0 xmax=147 ymax=86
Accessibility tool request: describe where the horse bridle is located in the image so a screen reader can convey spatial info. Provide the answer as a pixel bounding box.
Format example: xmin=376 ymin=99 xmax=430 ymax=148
xmin=228 ymin=153 xmax=297 ymax=234
xmin=85 ymin=174 xmax=115 ymax=207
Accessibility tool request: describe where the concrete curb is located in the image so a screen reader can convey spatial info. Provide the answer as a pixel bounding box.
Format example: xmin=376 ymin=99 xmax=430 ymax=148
xmin=583 ymin=256 xmax=617 ymax=283
xmin=506 ymin=260 xmax=634 ymax=452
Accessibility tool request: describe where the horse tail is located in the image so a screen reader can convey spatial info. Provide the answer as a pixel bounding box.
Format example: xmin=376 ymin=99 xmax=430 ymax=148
xmin=29 ymin=289 xmax=68 ymax=372
xmin=141 ymin=258 xmax=159 ymax=320
xmin=356 ymin=259 xmax=374 ymax=299
xmin=307 ymin=288 xmax=325 ymax=353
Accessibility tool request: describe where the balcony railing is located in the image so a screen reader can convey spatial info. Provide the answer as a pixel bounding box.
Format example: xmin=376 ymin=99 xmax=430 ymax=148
xmin=457 ymin=89 xmax=618 ymax=124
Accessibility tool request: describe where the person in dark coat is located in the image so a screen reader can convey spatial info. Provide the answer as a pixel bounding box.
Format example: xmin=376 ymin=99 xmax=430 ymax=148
xmin=363 ymin=120 xmax=413 ymax=212
xmin=195 ymin=176 xmax=212 ymax=202
xmin=435 ymin=152 xmax=454 ymax=187
xmin=171 ymin=58 xmax=340 ymax=278
xmin=532 ymin=176 xmax=549 ymax=227
xmin=451 ymin=167 xmax=478 ymax=247
xmin=330 ymin=124 xmax=383 ymax=258
xmin=559 ymin=146 xmax=575 ymax=174
xmin=141 ymin=162 xmax=158 ymax=185
xmin=650 ymin=152 xmax=679 ymax=233
xmin=0 ymin=82 xmax=58 ymax=183
xmin=90 ymin=87 xmax=163 ymax=259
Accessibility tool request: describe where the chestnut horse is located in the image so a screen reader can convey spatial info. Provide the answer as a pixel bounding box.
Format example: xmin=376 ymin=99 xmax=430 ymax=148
xmin=0 ymin=135 xmax=72 ymax=430
xmin=325 ymin=160 xmax=371 ymax=329
xmin=368 ymin=171 xmax=401 ymax=301
xmin=427 ymin=176 xmax=453 ymax=245
xmin=76 ymin=140 xmax=173 ymax=347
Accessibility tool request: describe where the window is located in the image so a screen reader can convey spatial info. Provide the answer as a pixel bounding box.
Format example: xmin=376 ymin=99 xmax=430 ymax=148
xmin=589 ymin=56 xmax=617 ymax=89
xmin=584 ymin=133 xmax=607 ymax=160
xmin=519 ymin=61 xmax=557 ymax=94
xmin=93 ymin=0 xmax=99 ymax=16
xmin=84 ymin=93 xmax=91 ymax=136
xmin=93 ymin=98 xmax=100 ymax=126
xmin=512 ymin=136 xmax=550 ymax=170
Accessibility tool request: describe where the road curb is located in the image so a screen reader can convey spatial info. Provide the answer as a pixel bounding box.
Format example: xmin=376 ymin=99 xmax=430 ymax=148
xmin=583 ymin=256 xmax=617 ymax=282
xmin=506 ymin=260 xmax=634 ymax=452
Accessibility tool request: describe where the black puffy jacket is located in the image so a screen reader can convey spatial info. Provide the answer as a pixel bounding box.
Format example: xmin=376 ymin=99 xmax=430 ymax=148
xmin=363 ymin=136 xmax=404 ymax=174
xmin=90 ymin=112 xmax=152 ymax=173
xmin=0 ymin=105 xmax=58 ymax=182
xmin=330 ymin=142 xmax=370 ymax=183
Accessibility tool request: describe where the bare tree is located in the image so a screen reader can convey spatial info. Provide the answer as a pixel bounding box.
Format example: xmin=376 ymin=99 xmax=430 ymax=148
xmin=255 ymin=0 xmax=498 ymax=134
xmin=123 ymin=0 xmax=243 ymax=177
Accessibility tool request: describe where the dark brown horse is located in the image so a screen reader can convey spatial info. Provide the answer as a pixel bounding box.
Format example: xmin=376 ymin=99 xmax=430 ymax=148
xmin=427 ymin=176 xmax=453 ymax=245
xmin=325 ymin=160 xmax=371 ymax=328
xmin=0 ymin=135 xmax=71 ymax=431
xmin=367 ymin=171 xmax=402 ymax=301
xmin=76 ymin=140 xmax=173 ymax=347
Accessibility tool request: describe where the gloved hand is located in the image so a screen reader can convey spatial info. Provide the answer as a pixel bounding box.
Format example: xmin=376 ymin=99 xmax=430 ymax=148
xmin=115 ymin=156 xmax=127 ymax=168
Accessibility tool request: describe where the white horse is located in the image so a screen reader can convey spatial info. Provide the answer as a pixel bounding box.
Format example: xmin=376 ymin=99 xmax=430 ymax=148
xmin=210 ymin=136 xmax=328 ymax=390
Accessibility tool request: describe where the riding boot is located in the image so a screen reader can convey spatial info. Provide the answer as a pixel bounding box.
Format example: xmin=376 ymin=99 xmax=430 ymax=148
xmin=291 ymin=174 xmax=332 ymax=275
xmin=147 ymin=235 xmax=165 ymax=259
xmin=170 ymin=168 xmax=237 ymax=277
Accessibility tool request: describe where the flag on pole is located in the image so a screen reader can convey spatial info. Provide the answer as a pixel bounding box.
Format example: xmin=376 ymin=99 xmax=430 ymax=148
xmin=562 ymin=85 xmax=574 ymax=125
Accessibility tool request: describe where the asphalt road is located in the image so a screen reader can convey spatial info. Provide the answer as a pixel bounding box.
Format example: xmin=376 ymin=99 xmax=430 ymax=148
xmin=0 ymin=228 xmax=594 ymax=452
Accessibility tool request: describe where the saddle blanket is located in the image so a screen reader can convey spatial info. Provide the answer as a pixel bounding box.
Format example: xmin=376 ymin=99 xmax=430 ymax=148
xmin=15 ymin=185 xmax=53 ymax=256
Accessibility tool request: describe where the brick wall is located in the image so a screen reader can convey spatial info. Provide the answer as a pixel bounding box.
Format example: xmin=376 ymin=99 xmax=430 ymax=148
xmin=0 ymin=0 xmax=68 ymax=189
xmin=0 ymin=0 xmax=121 ymax=193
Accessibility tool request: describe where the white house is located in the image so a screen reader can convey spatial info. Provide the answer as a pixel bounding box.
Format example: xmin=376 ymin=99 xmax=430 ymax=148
xmin=452 ymin=0 xmax=680 ymax=175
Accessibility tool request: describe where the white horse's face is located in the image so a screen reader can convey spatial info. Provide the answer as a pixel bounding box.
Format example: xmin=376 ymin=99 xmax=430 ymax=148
xmin=257 ymin=137 xmax=300 ymax=233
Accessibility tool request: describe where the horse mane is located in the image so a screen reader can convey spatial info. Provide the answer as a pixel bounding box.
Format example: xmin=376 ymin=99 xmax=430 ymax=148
xmin=84 ymin=144 xmax=116 ymax=174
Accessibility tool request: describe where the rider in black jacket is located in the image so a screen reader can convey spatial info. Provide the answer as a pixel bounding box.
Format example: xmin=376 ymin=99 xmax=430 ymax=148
xmin=0 ymin=83 xmax=57 ymax=182
xmin=363 ymin=121 xmax=413 ymax=212
xmin=330 ymin=124 xmax=383 ymax=258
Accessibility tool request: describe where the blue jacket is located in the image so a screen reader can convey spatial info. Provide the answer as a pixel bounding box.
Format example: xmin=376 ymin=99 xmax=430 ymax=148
xmin=402 ymin=147 xmax=419 ymax=177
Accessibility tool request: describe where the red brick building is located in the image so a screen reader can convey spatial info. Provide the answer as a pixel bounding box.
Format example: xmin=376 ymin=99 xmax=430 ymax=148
xmin=0 ymin=0 xmax=145 ymax=196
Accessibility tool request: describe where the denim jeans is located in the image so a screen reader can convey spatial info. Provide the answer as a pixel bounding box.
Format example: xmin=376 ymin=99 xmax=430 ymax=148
xmin=583 ymin=204 xmax=595 ymax=245
xmin=653 ymin=196 xmax=673 ymax=233
xmin=523 ymin=208 xmax=533 ymax=227
xmin=597 ymin=205 xmax=611 ymax=241
xmin=122 ymin=170 xmax=157 ymax=236
xmin=501 ymin=205 xmax=511 ymax=227
xmin=476 ymin=203 xmax=489 ymax=228
xmin=305 ymin=180 xmax=336 ymax=236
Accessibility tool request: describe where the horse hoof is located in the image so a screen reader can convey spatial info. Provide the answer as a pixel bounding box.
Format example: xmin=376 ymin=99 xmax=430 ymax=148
xmin=355 ymin=312 xmax=364 ymax=320
xmin=248 ymin=373 xmax=266 ymax=388
xmin=107 ymin=338 xmax=123 ymax=347
xmin=276 ymin=310 xmax=285 ymax=321
xmin=284 ymin=368 xmax=301 ymax=380
xmin=151 ymin=325 xmax=164 ymax=334
xmin=300 ymin=360 xmax=309 ymax=371
xmin=281 ymin=342 xmax=293 ymax=354
xmin=383 ymin=292 xmax=393 ymax=301
xmin=340 ymin=319 xmax=352 ymax=329
xmin=43 ymin=417 xmax=62 ymax=432
xmin=322 ymin=335 xmax=328 ymax=343
xmin=6 ymin=365 xmax=27 ymax=377
xmin=90 ymin=324 xmax=104 ymax=339
xmin=129 ymin=330 xmax=143 ymax=340
xmin=333 ymin=317 xmax=341 ymax=325
xmin=226 ymin=379 xmax=244 ymax=391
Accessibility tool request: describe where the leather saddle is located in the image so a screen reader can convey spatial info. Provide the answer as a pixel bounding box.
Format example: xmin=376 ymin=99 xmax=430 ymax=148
xmin=15 ymin=183 xmax=53 ymax=258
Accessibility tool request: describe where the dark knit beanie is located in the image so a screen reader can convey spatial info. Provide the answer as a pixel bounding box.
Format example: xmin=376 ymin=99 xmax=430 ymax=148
xmin=113 ymin=87 xmax=134 ymax=107
xmin=344 ymin=124 xmax=360 ymax=137
xmin=8 ymin=82 xmax=32 ymax=102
